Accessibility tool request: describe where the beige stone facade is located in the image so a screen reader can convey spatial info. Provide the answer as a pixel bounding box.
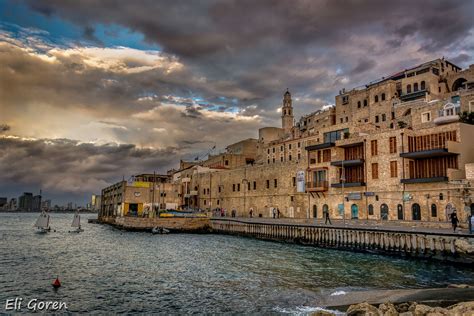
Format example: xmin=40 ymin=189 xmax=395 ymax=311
xmin=102 ymin=57 xmax=474 ymax=224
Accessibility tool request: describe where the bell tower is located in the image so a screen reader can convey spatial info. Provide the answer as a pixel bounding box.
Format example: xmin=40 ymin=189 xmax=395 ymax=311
xmin=281 ymin=89 xmax=294 ymax=133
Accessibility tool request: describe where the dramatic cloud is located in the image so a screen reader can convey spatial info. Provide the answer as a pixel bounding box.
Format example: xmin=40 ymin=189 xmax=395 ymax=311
xmin=0 ymin=136 xmax=179 ymax=203
xmin=1 ymin=0 xmax=473 ymax=204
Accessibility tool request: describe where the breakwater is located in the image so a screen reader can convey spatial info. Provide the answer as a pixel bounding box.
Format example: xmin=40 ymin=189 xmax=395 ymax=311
xmin=211 ymin=218 xmax=474 ymax=264
xmin=100 ymin=216 xmax=211 ymax=232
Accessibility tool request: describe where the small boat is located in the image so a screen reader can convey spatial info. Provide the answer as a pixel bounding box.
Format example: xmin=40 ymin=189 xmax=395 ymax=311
xmin=152 ymin=226 xmax=170 ymax=234
xmin=34 ymin=211 xmax=51 ymax=233
xmin=69 ymin=213 xmax=84 ymax=233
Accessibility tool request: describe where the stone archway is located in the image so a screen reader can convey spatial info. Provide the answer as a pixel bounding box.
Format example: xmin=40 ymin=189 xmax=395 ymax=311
xmin=351 ymin=204 xmax=358 ymax=219
xmin=380 ymin=204 xmax=389 ymax=220
xmin=452 ymin=78 xmax=467 ymax=91
xmin=412 ymin=203 xmax=421 ymax=220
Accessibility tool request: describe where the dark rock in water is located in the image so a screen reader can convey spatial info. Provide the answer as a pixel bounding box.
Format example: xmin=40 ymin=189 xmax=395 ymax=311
xmin=346 ymin=302 xmax=380 ymax=315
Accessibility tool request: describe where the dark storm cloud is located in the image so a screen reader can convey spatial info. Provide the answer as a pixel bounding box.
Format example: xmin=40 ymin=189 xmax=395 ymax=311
xmin=0 ymin=136 xmax=180 ymax=197
xmin=22 ymin=0 xmax=474 ymax=116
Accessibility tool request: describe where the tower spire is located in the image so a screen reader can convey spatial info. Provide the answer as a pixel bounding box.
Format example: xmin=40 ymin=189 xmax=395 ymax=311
xmin=281 ymin=89 xmax=294 ymax=133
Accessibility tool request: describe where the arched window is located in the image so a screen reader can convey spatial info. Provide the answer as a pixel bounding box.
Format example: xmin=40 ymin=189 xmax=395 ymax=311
xmin=380 ymin=204 xmax=389 ymax=220
xmin=397 ymin=204 xmax=403 ymax=220
xmin=381 ymin=93 xmax=386 ymax=101
xmin=420 ymin=81 xmax=426 ymax=90
xmin=414 ymin=82 xmax=419 ymax=92
xmin=357 ymin=101 xmax=361 ymax=108
xmin=313 ymin=205 xmax=317 ymax=218
xmin=412 ymin=203 xmax=421 ymax=220
xmin=323 ymin=204 xmax=329 ymax=215
xmin=368 ymin=204 xmax=374 ymax=215
xmin=407 ymin=84 xmax=412 ymax=94
xmin=364 ymin=99 xmax=368 ymax=107
xmin=375 ymin=95 xmax=379 ymax=103
xmin=431 ymin=204 xmax=437 ymax=217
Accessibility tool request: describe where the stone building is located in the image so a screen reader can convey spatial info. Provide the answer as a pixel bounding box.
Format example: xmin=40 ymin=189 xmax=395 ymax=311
xmin=99 ymin=173 xmax=180 ymax=218
xmin=176 ymin=57 xmax=474 ymax=223
xmin=101 ymin=57 xmax=474 ymax=224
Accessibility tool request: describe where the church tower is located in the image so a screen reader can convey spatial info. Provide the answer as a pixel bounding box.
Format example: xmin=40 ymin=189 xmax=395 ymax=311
xmin=281 ymin=89 xmax=294 ymax=133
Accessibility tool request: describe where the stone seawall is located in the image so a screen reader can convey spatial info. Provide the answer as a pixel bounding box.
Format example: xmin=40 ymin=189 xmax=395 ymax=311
xmin=100 ymin=216 xmax=211 ymax=232
xmin=211 ymin=219 xmax=474 ymax=264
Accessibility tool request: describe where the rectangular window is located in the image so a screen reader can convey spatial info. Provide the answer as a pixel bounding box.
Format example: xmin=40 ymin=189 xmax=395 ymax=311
xmin=218 ymin=186 xmax=222 ymax=193
xmin=372 ymin=163 xmax=379 ymax=179
xmin=389 ymin=137 xmax=397 ymax=153
xmin=317 ymin=151 xmax=322 ymax=163
xmin=375 ymin=115 xmax=379 ymax=123
xmin=274 ymin=179 xmax=278 ymax=188
xmin=421 ymin=112 xmax=431 ymax=123
xmin=232 ymin=184 xmax=235 ymax=192
xmin=289 ymin=144 xmax=292 ymax=150
xmin=371 ymin=140 xmax=378 ymax=156
xmin=390 ymin=161 xmax=398 ymax=178
xmin=322 ymin=149 xmax=331 ymax=162
xmin=292 ymin=177 xmax=296 ymax=187
xmin=248 ymin=182 xmax=251 ymax=190
xmin=237 ymin=183 xmax=240 ymax=191
xmin=253 ymin=181 xmax=256 ymax=190
xmin=266 ymin=180 xmax=270 ymax=189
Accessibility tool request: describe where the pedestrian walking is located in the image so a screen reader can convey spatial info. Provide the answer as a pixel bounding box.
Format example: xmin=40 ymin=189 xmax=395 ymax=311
xmin=325 ymin=210 xmax=332 ymax=225
xmin=272 ymin=208 xmax=276 ymax=219
xmin=450 ymin=210 xmax=459 ymax=232
xmin=249 ymin=208 xmax=253 ymax=218
xmin=277 ymin=208 xmax=280 ymax=218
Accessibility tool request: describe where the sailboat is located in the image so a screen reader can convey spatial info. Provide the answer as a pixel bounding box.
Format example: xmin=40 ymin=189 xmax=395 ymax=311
xmin=34 ymin=211 xmax=51 ymax=233
xmin=69 ymin=213 xmax=84 ymax=233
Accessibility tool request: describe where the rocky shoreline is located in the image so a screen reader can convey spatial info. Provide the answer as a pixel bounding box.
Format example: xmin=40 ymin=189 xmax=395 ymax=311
xmin=314 ymin=286 xmax=474 ymax=315
xmin=339 ymin=301 xmax=474 ymax=315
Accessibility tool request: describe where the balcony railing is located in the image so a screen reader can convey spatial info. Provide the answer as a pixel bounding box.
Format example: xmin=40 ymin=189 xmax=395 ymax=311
xmin=330 ymin=159 xmax=364 ymax=167
xmin=400 ymin=89 xmax=427 ymax=102
xmin=401 ymin=177 xmax=448 ymax=184
xmin=331 ymin=181 xmax=366 ymax=188
xmin=306 ymin=181 xmax=329 ymax=191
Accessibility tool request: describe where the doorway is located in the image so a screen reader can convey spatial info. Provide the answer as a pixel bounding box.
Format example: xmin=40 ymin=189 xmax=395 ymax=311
xmin=380 ymin=204 xmax=389 ymax=220
xmin=412 ymin=203 xmax=421 ymax=220
xmin=351 ymin=204 xmax=358 ymax=219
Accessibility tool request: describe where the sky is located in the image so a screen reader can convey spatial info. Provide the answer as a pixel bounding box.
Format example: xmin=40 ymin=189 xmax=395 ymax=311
xmin=1 ymin=0 xmax=474 ymax=205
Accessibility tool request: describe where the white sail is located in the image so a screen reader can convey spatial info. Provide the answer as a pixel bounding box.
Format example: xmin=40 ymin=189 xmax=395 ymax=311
xmin=71 ymin=214 xmax=80 ymax=227
xmin=35 ymin=212 xmax=50 ymax=228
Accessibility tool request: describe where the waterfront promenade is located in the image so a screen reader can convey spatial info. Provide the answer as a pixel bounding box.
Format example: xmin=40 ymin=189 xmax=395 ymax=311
xmin=211 ymin=217 xmax=472 ymax=236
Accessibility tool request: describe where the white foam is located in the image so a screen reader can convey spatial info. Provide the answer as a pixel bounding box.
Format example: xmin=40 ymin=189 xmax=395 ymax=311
xmin=274 ymin=305 xmax=343 ymax=315
xmin=330 ymin=290 xmax=347 ymax=296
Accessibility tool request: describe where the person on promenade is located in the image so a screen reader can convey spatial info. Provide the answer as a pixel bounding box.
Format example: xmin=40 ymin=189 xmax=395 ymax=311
xmin=249 ymin=208 xmax=253 ymax=218
xmin=450 ymin=210 xmax=459 ymax=232
xmin=277 ymin=208 xmax=280 ymax=218
xmin=325 ymin=210 xmax=332 ymax=225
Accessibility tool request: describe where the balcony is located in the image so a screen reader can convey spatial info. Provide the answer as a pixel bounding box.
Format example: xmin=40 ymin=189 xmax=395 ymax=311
xmin=331 ymin=181 xmax=366 ymax=188
xmin=306 ymin=181 xmax=329 ymax=192
xmin=400 ymin=89 xmax=427 ymax=102
xmin=401 ymin=176 xmax=448 ymax=184
xmin=305 ymin=142 xmax=335 ymax=151
xmin=400 ymin=148 xmax=458 ymax=159
xmin=330 ymin=159 xmax=364 ymax=167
